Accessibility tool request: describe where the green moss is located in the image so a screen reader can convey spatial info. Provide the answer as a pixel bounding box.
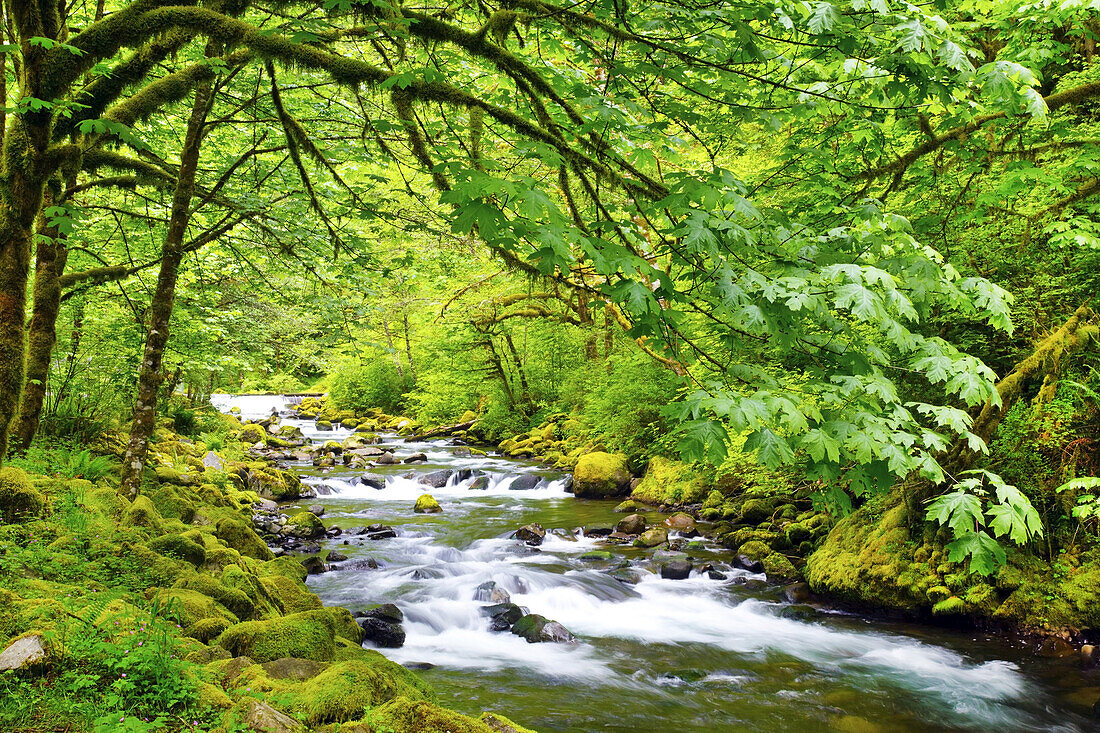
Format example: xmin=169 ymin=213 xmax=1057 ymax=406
xmin=260 ymin=574 xmax=321 ymax=613
xmin=324 ymin=606 xmax=363 ymax=644
xmin=479 ymin=712 xmax=537 ymax=733
xmin=222 ymin=564 xmax=283 ymax=619
xmin=0 ymin=467 xmax=44 ymax=523
xmin=932 ymin=596 xmax=968 ymax=616
xmin=630 ymin=456 xmax=704 ymax=504
xmin=238 ymin=424 xmax=267 ymax=443
xmin=215 ymin=517 xmax=274 ymax=561
xmin=573 ymin=452 xmax=631 ymax=499
xmin=217 ymin=609 xmax=337 ymax=662
xmin=414 ymin=494 xmax=442 ymax=514
xmin=362 ymin=696 xmax=491 ymax=732
xmin=287 ymin=510 xmax=326 ymax=537
xmin=154 ymin=465 xmax=197 ymax=486
xmin=297 ymin=654 xmax=432 ymax=725
xmin=737 ymin=540 xmax=771 ymax=562
xmin=176 ymin=573 xmax=256 ymax=621
xmin=762 ymin=552 xmax=801 ymax=583
xmin=146 ymin=533 xmax=207 ymax=567
xmin=258 ymin=556 xmax=309 ymax=583
xmin=131 ymin=543 xmax=190 ymax=585
xmin=122 ymin=494 xmax=165 ymax=535
xmin=188 ymin=617 xmax=232 ymax=643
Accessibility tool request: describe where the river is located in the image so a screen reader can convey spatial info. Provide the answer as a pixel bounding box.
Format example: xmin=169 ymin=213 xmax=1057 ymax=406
xmin=211 ymin=394 xmax=1098 ymax=732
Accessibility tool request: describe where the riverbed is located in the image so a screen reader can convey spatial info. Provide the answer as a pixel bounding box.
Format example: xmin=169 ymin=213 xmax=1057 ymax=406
xmin=213 ymin=395 xmax=1099 ymax=732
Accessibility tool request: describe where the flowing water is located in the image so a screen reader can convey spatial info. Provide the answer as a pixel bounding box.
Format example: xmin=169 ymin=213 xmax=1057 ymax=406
xmin=211 ymin=395 xmax=1100 ymax=732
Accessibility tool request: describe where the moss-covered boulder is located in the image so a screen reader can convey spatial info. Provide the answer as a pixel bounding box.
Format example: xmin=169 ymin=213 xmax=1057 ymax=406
xmin=238 ymin=423 xmax=267 ymax=444
xmin=630 ymin=456 xmax=706 ymax=505
xmin=146 ymin=534 xmax=207 ymax=567
xmin=215 ymin=517 xmax=274 ymax=561
xmin=365 ymin=696 xmax=498 ymax=732
xmin=217 ymin=609 xmax=337 ymax=662
xmin=414 ymin=494 xmax=442 ymax=514
xmin=573 ymin=452 xmax=631 ymax=499
xmin=295 ymin=654 xmax=432 ymax=725
xmin=286 ymin=510 xmax=325 ymax=538
xmin=0 ymin=468 xmax=44 ymax=523
xmin=122 ymin=495 xmax=165 ymax=535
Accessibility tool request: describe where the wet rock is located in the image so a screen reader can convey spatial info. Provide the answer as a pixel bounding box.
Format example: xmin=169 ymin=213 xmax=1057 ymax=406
xmin=0 ymin=634 xmax=46 ymax=671
xmin=613 ymin=499 xmax=641 ymax=513
xmin=578 ymin=550 xmax=615 ymax=562
xmin=1082 ymin=644 xmax=1100 ymax=666
xmin=420 ymin=469 xmax=454 ymax=488
xmin=414 ymin=494 xmax=442 ymax=513
xmin=508 ymin=475 xmax=541 ymax=491
xmin=608 ymin=568 xmax=643 ymax=584
xmin=359 ymin=617 xmax=405 ymax=648
xmin=512 ymin=523 xmax=546 ymax=546
xmin=327 ymin=550 xmax=348 ymax=562
xmin=615 ymin=513 xmax=647 ymax=535
xmin=737 ymin=555 xmax=764 ymax=573
xmin=510 ymin=614 xmax=575 ymax=643
xmin=301 ymin=556 xmax=327 ymax=575
xmin=342 ymin=558 xmax=380 ymax=571
xmin=707 ymin=569 xmax=727 ymax=580
xmin=481 ymin=602 xmax=526 ymax=631
xmin=364 ymin=524 xmax=397 ymax=540
xmin=660 ymin=560 xmax=692 ymax=580
xmin=572 ymin=452 xmax=631 ymax=498
xmin=666 ymin=669 xmax=706 ymax=683
xmin=474 ymin=581 xmax=511 ymax=603
xmin=582 ymin=525 xmax=614 ymax=538
xmin=603 ymin=531 xmax=635 ymax=544
xmin=358 ymin=473 xmax=387 ymax=489
xmin=307 ymin=504 xmax=325 ymax=517
xmin=783 ymin=582 xmax=812 ymax=604
xmin=469 ymin=476 xmax=491 ymax=490
xmin=664 ymin=512 xmax=696 ymax=532
xmin=404 ymin=453 xmax=428 ymax=464
xmin=363 ymin=603 xmax=403 ymax=623
xmin=375 ymin=453 xmax=399 ymax=465
xmin=634 ymin=527 xmax=669 ymax=548
xmin=778 ymin=604 xmax=818 ymax=622
xmin=242 ymin=699 xmax=304 ymax=733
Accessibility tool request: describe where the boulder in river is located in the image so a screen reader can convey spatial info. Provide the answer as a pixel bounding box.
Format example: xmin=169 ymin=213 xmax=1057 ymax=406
xmin=301 ymin=556 xmax=327 ymax=574
xmin=404 ymin=453 xmax=428 ymax=464
xmin=582 ymin=525 xmax=614 ymax=538
xmin=474 ymin=581 xmax=511 ymax=603
xmin=510 ymin=614 xmax=575 ymax=643
xmin=375 ymin=453 xmax=399 ymax=465
xmin=512 ymin=523 xmax=546 ymax=546
xmin=359 ymin=617 xmax=405 ymax=648
xmin=613 ymin=499 xmax=641 ymax=513
xmin=660 ymin=560 xmax=692 ymax=580
xmin=364 ymin=524 xmax=397 ymax=540
xmin=572 ymin=452 xmax=631 ymax=498
xmin=362 ymin=603 xmax=403 ymax=623
xmin=307 ymin=504 xmax=325 ymax=517
xmin=469 ymin=476 xmax=491 ymax=490
xmin=634 ymin=527 xmax=669 ymax=548
xmin=420 ymin=470 xmax=454 ymax=488
xmin=358 ymin=473 xmax=387 ymax=489
xmin=664 ymin=512 xmax=697 ymax=533
xmin=508 ymin=474 xmax=541 ymax=491
xmin=481 ymin=602 xmax=525 ymax=631
xmin=414 ymin=494 xmax=442 ymax=513
xmin=615 ymin=513 xmax=647 ymax=535
xmin=284 ymin=511 xmax=325 ymax=539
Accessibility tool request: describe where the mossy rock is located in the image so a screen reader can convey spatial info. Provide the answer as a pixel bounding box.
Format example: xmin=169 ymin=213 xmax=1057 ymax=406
xmin=414 ymin=494 xmax=442 ymax=514
xmin=188 ymin=617 xmax=233 ymax=643
xmin=630 ymin=456 xmax=706 ymax=505
xmin=258 ymin=556 xmax=309 ymax=583
xmin=238 ymin=424 xmax=267 ymax=444
xmin=176 ymin=574 xmax=256 ymax=621
xmin=573 ymin=452 xmax=631 ymax=499
xmin=361 ymin=696 xmax=493 ymax=733
xmin=287 ymin=510 xmax=325 ymax=538
xmin=613 ymin=499 xmax=641 ymax=513
xmin=479 ymin=712 xmax=537 ymax=733
xmin=131 ymin=543 xmax=190 ymax=586
xmin=215 ymin=517 xmax=274 ymax=561
xmin=294 ymin=653 xmax=433 ymax=725
xmin=122 ymin=495 xmax=165 ymax=535
xmin=0 ymin=467 xmax=44 ymax=524
xmin=217 ymin=609 xmax=337 ymax=662
xmin=260 ymin=574 xmax=322 ymax=614
xmin=738 ymin=540 xmax=772 ymax=563
xmin=702 ymin=490 xmax=725 ymax=510
xmin=932 ymin=596 xmax=968 ymax=616
xmin=739 ymin=497 xmax=778 ymax=524
xmin=249 ymin=468 xmax=302 ymax=501
xmin=762 ymin=552 xmax=801 ymax=583
xmin=154 ymin=465 xmax=198 ymax=486
xmin=156 ymin=588 xmax=238 ymax=629
xmin=146 ymin=534 xmax=207 ymax=568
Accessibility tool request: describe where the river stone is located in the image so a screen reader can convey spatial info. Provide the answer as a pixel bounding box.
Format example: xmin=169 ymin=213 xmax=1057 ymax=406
xmin=420 ymin=469 xmax=454 ymax=488
xmin=582 ymin=525 xmax=614 ymax=538
xmin=242 ymin=699 xmax=304 ymax=733
xmin=414 ymin=494 xmax=442 ymax=513
xmin=0 ymin=635 xmax=46 ymax=671
xmin=358 ymin=473 xmax=387 ymax=489
xmin=510 ymin=614 xmax=575 ymax=644
xmin=664 ymin=512 xmax=697 ymax=533
xmin=613 ymin=499 xmax=641 ymax=513
xmin=616 ymin=513 xmax=647 ymax=535
xmin=404 ymin=453 xmax=428 ymax=463
xmin=301 ymin=556 xmax=327 ymax=575
xmin=307 ymin=504 xmax=325 ymax=517
xmin=512 ymin=523 xmax=546 ymax=546
xmin=359 ymin=617 xmax=405 ymax=648
xmin=375 ymin=453 xmax=399 ymax=465
xmin=470 ymin=476 xmax=491 ymax=490
xmin=474 ymin=581 xmax=511 ymax=603
xmin=363 ymin=603 xmax=403 ymax=623
xmin=783 ymin=582 xmax=812 ymax=604
xmin=660 ymin=560 xmax=692 ymax=580
xmin=778 ymin=604 xmax=818 ymax=622
xmin=202 ymin=451 xmax=225 ymax=471
xmin=609 ymin=568 xmax=643 ymax=584
xmin=578 ymin=550 xmax=615 ymax=563
xmin=634 ymin=527 xmax=668 ymax=548
xmin=351 ymin=446 xmax=385 ymax=457
xmin=509 ymin=474 xmax=541 ymax=491
xmin=327 ymin=550 xmax=348 ymax=562
xmin=364 ymin=524 xmax=397 ymax=540
xmin=737 ymin=555 xmax=765 ymax=573
xmin=481 ymin=603 xmax=525 ymax=631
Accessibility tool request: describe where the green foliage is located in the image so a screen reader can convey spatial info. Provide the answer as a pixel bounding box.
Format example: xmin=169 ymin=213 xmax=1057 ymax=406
xmin=329 ymin=360 xmax=409 ymax=415
xmin=926 ymin=471 xmax=1044 ymax=576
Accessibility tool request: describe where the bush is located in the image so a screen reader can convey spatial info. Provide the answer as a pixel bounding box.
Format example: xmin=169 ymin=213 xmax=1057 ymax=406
xmin=328 ymin=360 xmax=409 ymax=414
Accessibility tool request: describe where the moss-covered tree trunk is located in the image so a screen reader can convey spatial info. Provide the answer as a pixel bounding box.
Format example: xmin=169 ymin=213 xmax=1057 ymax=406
xmin=0 ymin=3 xmax=58 ymax=464
xmin=12 ymin=185 xmax=70 ymax=452
xmin=120 ymin=79 xmax=214 ymax=497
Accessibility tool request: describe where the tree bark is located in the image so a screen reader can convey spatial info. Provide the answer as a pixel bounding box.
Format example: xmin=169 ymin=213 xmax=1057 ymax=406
xmin=120 ymin=78 xmax=214 ymax=496
xmin=11 ymin=185 xmax=70 ymax=451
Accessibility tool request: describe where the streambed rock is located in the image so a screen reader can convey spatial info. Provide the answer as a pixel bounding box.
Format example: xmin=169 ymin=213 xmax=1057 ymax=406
xmin=420 ymin=470 xmax=454 ymax=488
xmin=512 ymin=523 xmax=546 ymax=546
xmin=404 ymin=453 xmax=428 ymax=464
xmin=358 ymin=604 xmax=405 ymax=648
xmin=510 ymin=614 xmax=575 ymax=643
xmin=634 ymin=527 xmax=668 ymax=548
xmin=357 ymin=473 xmax=387 ymax=489
xmin=474 ymin=581 xmax=511 ymax=603
xmin=508 ymin=474 xmax=541 ymax=491
xmin=414 ymin=494 xmax=442 ymax=513
xmin=616 ymin=513 xmax=647 ymax=535
xmin=660 ymin=560 xmax=692 ymax=580
xmin=481 ymin=602 xmax=526 ymax=631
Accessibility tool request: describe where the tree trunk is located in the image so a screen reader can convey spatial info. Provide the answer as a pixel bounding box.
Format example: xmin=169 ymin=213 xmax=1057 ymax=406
xmin=402 ymin=311 xmax=416 ymax=382
xmin=503 ymin=332 xmax=531 ymax=407
xmin=12 ymin=186 xmax=70 ymax=451
xmin=120 ymin=79 xmax=214 ymax=496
